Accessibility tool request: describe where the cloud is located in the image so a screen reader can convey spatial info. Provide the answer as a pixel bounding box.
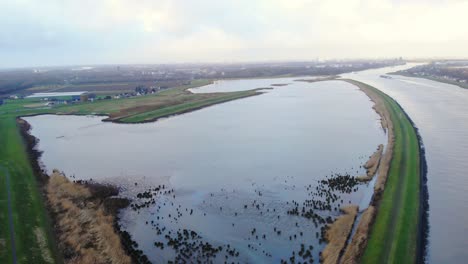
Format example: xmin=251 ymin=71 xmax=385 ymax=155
xmin=0 ymin=0 xmax=467 ymax=67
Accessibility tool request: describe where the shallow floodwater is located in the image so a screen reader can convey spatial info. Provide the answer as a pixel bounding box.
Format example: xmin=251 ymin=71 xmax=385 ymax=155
xmin=25 ymin=79 xmax=385 ymax=263
xmin=343 ymin=65 xmax=468 ymax=264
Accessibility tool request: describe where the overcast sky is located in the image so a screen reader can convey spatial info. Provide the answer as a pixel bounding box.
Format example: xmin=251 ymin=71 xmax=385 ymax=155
xmin=1 ymin=0 xmax=467 ymax=67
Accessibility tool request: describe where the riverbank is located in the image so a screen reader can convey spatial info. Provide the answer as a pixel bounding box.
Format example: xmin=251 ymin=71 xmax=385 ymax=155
xmin=339 ymin=79 xmax=427 ymax=264
xmin=46 ymin=171 xmax=131 ymax=264
xmin=358 ymin=144 xmax=384 ymax=181
xmin=318 ymin=78 xmax=396 ymax=263
xmin=321 ymin=205 xmax=359 ymax=264
xmin=390 ymin=72 xmax=468 ymax=89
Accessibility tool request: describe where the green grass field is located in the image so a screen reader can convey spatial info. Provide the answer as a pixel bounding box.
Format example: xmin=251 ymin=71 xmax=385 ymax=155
xmin=0 ymin=117 xmax=58 ymax=264
xmin=119 ymin=90 xmax=259 ymax=123
xmin=347 ymin=80 xmax=421 ymax=264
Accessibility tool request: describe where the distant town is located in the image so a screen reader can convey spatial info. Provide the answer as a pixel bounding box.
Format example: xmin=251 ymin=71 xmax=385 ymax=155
xmin=393 ymin=60 xmax=468 ymax=89
xmin=0 ymin=59 xmax=404 ymax=99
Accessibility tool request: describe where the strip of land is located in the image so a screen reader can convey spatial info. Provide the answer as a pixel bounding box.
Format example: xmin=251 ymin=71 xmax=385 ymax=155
xmin=59 ymin=80 xmax=261 ymax=123
xmin=0 ymin=117 xmax=58 ymax=264
xmin=294 ymin=76 xmax=339 ymax=83
xmin=339 ymin=79 xmax=421 ymax=264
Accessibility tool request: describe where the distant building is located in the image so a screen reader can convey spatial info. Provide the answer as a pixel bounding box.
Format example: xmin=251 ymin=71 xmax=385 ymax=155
xmin=80 ymin=93 xmax=89 ymax=102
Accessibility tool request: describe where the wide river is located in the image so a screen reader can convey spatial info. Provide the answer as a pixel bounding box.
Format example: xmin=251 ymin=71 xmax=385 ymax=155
xmin=343 ymin=64 xmax=468 ymax=264
xmin=25 ymin=79 xmax=386 ymax=263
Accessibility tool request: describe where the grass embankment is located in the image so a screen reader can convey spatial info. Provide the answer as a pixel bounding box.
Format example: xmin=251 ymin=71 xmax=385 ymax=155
xmin=343 ymin=80 xmax=421 ymax=264
xmin=0 ymin=117 xmax=58 ymax=264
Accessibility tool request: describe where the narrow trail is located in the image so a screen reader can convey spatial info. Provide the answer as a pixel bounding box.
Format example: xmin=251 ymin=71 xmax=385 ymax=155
xmin=1 ymin=164 xmax=17 ymax=264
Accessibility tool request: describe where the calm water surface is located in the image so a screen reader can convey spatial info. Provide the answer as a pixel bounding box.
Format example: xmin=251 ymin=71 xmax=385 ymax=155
xmin=25 ymin=79 xmax=385 ymax=263
xmin=344 ymin=64 xmax=468 ymax=264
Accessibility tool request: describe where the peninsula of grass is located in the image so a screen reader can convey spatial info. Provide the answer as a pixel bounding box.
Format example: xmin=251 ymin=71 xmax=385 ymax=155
xmin=117 ymin=89 xmax=260 ymax=123
xmin=343 ymin=79 xmax=423 ymax=264
xmin=5 ymin=79 xmax=262 ymax=123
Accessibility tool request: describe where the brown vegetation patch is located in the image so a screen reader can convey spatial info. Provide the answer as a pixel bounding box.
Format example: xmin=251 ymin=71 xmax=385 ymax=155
xmin=341 ymin=206 xmax=376 ymax=264
xmin=337 ymin=79 xmax=395 ymax=263
xmin=342 ymin=79 xmax=394 ymax=194
xmin=321 ymin=205 xmax=359 ymax=264
xmin=357 ymin=144 xmax=383 ymax=181
xmin=46 ymin=171 xmax=131 ymax=264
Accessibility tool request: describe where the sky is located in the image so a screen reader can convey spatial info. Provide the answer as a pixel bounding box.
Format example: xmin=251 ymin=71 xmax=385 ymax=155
xmin=1 ymin=0 xmax=468 ymax=67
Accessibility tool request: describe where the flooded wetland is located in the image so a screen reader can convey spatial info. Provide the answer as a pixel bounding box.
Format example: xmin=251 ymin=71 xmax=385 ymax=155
xmin=25 ymin=79 xmax=387 ymax=262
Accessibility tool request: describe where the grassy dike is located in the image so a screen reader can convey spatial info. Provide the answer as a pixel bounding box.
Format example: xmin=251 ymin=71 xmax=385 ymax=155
xmin=0 ymin=80 xmax=265 ymax=263
xmin=343 ymin=80 xmax=424 ymax=264
xmin=0 ymin=117 xmax=58 ymax=264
